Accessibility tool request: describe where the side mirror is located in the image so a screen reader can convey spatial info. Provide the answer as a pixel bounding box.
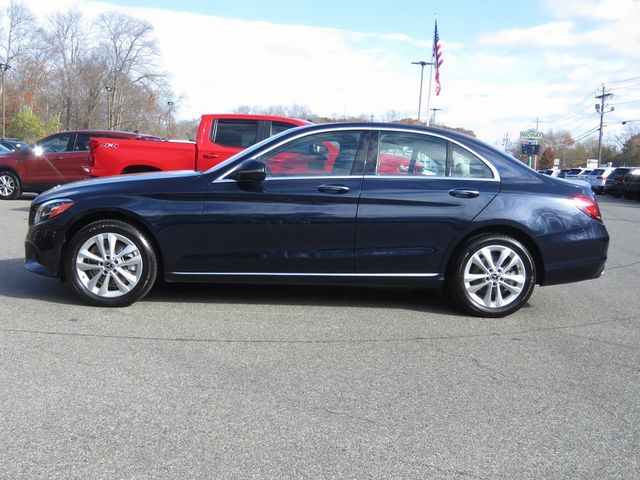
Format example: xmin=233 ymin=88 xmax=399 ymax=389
xmin=229 ymin=159 xmax=266 ymax=182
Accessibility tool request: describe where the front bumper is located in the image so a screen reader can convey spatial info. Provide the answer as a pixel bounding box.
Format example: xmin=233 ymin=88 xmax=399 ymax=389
xmin=25 ymin=223 xmax=65 ymax=278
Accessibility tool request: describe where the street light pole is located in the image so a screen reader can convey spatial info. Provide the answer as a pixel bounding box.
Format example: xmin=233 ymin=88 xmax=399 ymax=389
xmin=104 ymin=85 xmax=114 ymax=130
xmin=411 ymin=61 xmax=432 ymax=123
xmin=166 ymin=101 xmax=174 ymax=139
xmin=0 ymin=63 xmax=12 ymax=139
xmin=430 ymin=107 xmax=442 ymax=125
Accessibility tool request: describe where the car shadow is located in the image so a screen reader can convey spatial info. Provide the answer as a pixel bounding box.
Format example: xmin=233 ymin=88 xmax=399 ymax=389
xmin=0 ymin=258 xmax=76 ymax=305
xmin=146 ymin=281 xmax=456 ymax=314
xmin=0 ymin=257 xmax=456 ymax=314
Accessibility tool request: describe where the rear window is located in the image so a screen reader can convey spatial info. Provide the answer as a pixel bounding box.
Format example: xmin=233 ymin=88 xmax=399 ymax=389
xmin=590 ymin=169 xmax=605 ymax=175
xmin=271 ymin=121 xmax=297 ymax=136
xmin=213 ymin=120 xmax=259 ymax=148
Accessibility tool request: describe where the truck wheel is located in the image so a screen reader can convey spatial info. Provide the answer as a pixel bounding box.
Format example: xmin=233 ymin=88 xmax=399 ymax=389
xmin=65 ymin=220 xmax=158 ymax=307
xmin=0 ymin=170 xmax=21 ymax=200
xmin=447 ymin=234 xmax=536 ymax=318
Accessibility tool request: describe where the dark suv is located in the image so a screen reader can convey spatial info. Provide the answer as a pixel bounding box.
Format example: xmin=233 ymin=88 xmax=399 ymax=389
xmin=604 ymin=167 xmax=633 ymax=197
xmin=0 ymin=130 xmax=160 ymax=200
xmin=621 ymin=168 xmax=640 ymax=200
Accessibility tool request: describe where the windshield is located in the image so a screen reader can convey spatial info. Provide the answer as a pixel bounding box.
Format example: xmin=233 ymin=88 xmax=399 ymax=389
xmin=204 ymin=125 xmax=312 ymax=174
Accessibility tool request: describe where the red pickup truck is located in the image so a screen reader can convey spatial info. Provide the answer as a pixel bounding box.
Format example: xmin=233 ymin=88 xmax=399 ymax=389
xmin=88 ymin=114 xmax=311 ymax=177
xmin=0 ymin=130 xmax=160 ymax=200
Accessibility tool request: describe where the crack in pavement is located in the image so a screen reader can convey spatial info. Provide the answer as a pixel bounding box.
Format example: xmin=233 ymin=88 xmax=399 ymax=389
xmin=0 ymin=315 xmax=637 ymax=345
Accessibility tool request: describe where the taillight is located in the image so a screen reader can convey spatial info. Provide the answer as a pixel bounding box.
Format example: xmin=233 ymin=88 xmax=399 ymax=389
xmin=88 ymin=139 xmax=99 ymax=168
xmin=570 ymin=193 xmax=602 ymax=222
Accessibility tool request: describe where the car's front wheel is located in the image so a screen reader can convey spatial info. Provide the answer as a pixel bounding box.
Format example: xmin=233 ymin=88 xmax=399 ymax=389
xmin=65 ymin=220 xmax=158 ymax=307
xmin=0 ymin=170 xmax=21 ymax=200
xmin=448 ymin=234 xmax=536 ymax=317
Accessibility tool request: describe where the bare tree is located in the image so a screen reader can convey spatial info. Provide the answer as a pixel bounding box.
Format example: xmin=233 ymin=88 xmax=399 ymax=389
xmin=95 ymin=11 xmax=163 ymax=130
xmin=45 ymin=9 xmax=88 ymax=130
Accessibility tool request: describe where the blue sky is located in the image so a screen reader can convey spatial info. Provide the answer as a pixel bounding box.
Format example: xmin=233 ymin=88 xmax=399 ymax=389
xmin=11 ymin=0 xmax=640 ymax=144
xmin=106 ymin=0 xmax=548 ymax=43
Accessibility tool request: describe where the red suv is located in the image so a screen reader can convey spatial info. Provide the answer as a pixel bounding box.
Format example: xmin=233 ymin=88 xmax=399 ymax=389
xmin=0 ymin=130 xmax=160 ymax=200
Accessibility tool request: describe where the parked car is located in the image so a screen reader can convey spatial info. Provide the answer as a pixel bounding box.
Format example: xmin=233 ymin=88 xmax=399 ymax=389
xmin=0 ymin=138 xmax=29 ymax=151
xmin=621 ymin=168 xmax=640 ymax=200
xmin=604 ymin=167 xmax=633 ymax=197
xmin=585 ymin=167 xmax=615 ymax=194
xmin=0 ymin=130 xmax=161 ymax=200
xmin=541 ymin=169 xmax=561 ymax=177
xmin=25 ymin=123 xmax=609 ymax=317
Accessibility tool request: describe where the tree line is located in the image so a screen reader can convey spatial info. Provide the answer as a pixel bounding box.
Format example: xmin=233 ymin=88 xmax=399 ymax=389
xmin=0 ymin=1 xmax=174 ymax=142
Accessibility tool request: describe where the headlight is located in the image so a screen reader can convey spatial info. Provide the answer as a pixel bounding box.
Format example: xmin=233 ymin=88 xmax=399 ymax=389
xmin=34 ymin=199 xmax=74 ymax=224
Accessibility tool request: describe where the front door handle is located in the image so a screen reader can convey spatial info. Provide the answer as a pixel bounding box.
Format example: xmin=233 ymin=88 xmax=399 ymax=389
xmin=448 ymin=189 xmax=480 ymax=198
xmin=318 ymin=184 xmax=350 ymax=194
xmin=203 ymin=153 xmax=220 ymax=160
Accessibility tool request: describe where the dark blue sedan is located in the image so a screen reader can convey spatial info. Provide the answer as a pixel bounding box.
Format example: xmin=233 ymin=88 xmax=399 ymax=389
xmin=25 ymin=123 xmax=608 ymax=317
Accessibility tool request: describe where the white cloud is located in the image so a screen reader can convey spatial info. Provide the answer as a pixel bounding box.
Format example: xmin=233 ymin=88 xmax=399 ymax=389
xmin=476 ymin=21 xmax=577 ymax=48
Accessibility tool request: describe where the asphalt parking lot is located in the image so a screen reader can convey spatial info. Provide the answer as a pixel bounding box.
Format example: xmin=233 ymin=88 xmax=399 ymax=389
xmin=1 ymin=194 xmax=639 ymax=479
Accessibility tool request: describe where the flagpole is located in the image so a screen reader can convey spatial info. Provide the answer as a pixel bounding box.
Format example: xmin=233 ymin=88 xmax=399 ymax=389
xmin=425 ymin=61 xmax=434 ymax=126
xmin=425 ymin=18 xmax=436 ymax=126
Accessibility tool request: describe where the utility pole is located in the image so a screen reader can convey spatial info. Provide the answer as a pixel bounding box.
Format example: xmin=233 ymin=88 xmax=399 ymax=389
xmin=595 ymin=85 xmax=613 ymax=167
xmin=502 ymin=132 xmax=510 ymax=152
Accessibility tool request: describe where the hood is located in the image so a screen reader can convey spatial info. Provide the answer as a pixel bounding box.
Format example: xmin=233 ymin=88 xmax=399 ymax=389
xmin=36 ymin=170 xmax=202 ymax=202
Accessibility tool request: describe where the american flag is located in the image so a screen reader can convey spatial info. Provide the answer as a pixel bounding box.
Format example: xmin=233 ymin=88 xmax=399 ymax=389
xmin=433 ymin=21 xmax=443 ymax=96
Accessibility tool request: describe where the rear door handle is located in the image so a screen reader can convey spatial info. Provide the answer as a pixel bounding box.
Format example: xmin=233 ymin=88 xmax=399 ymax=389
xmin=318 ymin=184 xmax=350 ymax=194
xmin=448 ymin=189 xmax=480 ymax=198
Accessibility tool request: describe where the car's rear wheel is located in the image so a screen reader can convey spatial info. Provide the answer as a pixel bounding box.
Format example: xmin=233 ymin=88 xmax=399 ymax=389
xmin=448 ymin=234 xmax=536 ymax=317
xmin=0 ymin=170 xmax=21 ymax=200
xmin=65 ymin=220 xmax=158 ymax=307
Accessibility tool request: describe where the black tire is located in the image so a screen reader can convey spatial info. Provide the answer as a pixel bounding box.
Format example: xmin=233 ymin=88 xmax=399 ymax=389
xmin=447 ymin=234 xmax=536 ymax=318
xmin=64 ymin=220 xmax=158 ymax=307
xmin=0 ymin=170 xmax=21 ymax=200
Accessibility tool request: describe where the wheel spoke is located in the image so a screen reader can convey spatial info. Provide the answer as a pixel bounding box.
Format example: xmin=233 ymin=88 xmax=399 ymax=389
xmin=114 ymin=244 xmax=137 ymax=260
xmin=95 ymin=234 xmax=108 ymax=260
xmin=470 ymin=253 xmax=490 ymax=274
xmin=86 ymin=271 xmax=104 ymax=291
xmin=494 ymin=285 xmax=505 ymax=307
xmin=107 ymin=233 xmax=118 ymax=258
xmin=78 ymin=248 xmax=103 ymax=263
xmin=111 ymin=271 xmax=133 ymax=293
xmin=76 ymin=262 xmax=101 ymax=272
xmin=97 ymin=273 xmax=111 ymax=296
xmin=467 ymin=279 xmax=491 ymax=294
xmin=482 ymin=283 xmax=494 ymax=306
xmin=480 ymin=248 xmax=496 ymax=270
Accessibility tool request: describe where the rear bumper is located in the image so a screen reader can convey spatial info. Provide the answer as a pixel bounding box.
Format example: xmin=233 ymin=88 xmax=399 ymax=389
xmin=538 ymin=221 xmax=609 ymax=286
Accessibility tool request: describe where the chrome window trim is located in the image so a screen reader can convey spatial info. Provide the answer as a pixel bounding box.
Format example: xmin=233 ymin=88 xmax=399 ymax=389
xmin=362 ymin=175 xmax=500 ymax=183
xmin=215 ymin=175 xmax=358 ymax=184
xmin=215 ymin=124 xmax=501 ymax=182
xmin=171 ymin=272 xmax=439 ymax=278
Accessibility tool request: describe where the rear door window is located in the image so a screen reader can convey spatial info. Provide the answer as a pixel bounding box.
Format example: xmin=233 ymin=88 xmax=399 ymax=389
xmin=213 ymin=120 xmax=259 ymax=148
